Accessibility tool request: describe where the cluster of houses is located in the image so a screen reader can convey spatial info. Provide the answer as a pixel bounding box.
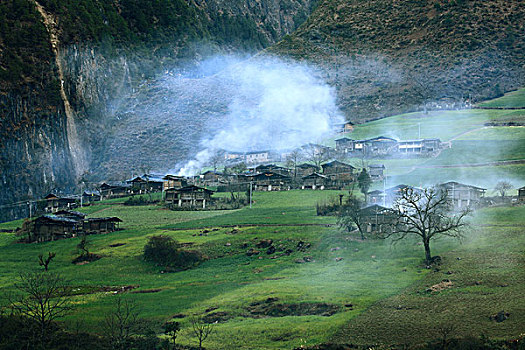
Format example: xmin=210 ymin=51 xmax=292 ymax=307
xmin=361 ymin=181 xmax=487 ymax=234
xmin=335 ymin=136 xmax=443 ymax=157
xmin=25 ymin=210 xmax=122 ymax=243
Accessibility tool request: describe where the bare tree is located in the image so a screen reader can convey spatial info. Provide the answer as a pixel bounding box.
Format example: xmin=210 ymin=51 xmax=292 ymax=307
xmin=9 ymin=272 xmax=72 ymax=345
xmin=285 ymin=149 xmax=301 ymax=180
xmin=190 ymin=315 xmax=214 ymax=350
xmin=103 ymin=297 xmax=140 ymax=350
xmin=38 ymin=252 xmax=56 ymax=271
xmin=494 ymin=181 xmax=513 ymax=198
xmin=385 ymin=187 xmax=470 ymax=265
xmin=337 ymin=194 xmax=366 ymax=240
xmin=302 ymin=144 xmax=330 ymax=170
xmin=209 ymin=152 xmax=223 ymax=173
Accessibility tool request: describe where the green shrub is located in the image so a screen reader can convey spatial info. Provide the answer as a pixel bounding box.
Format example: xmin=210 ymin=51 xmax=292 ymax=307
xmin=143 ymin=235 xmax=201 ymax=269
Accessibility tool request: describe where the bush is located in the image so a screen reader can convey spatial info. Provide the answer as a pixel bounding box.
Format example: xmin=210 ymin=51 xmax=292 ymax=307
xmin=143 ymin=235 xmax=202 ymax=270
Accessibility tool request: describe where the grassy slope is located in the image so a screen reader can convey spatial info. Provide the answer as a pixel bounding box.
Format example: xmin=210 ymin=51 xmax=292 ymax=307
xmin=0 ymin=102 xmax=524 ymax=348
xmin=477 ymin=88 xmax=525 ymax=108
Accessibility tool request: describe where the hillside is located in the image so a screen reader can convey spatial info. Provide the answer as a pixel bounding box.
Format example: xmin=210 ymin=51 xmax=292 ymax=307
xmin=270 ymin=0 xmax=525 ymax=121
xmin=0 ymin=0 xmax=317 ymax=217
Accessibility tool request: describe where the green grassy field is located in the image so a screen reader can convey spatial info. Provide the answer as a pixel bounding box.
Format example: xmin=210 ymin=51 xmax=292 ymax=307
xmin=477 ymin=88 xmax=525 ymax=108
xmin=1 ymin=94 xmax=524 ymax=349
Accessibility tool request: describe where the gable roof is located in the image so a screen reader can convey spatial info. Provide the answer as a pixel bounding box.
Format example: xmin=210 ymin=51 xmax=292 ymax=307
xmin=438 ymin=181 xmax=487 ymax=191
xmin=366 ymin=136 xmax=398 ymax=142
xmin=166 ymin=185 xmax=214 ymax=194
xmin=37 ymin=215 xmax=80 ymax=224
xmin=368 ymin=164 xmax=385 ymax=169
xmin=302 ymin=172 xmax=328 ymax=179
xmin=321 ymin=160 xmax=355 ymax=168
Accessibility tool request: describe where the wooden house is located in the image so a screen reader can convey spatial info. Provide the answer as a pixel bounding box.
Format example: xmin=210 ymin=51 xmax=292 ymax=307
xmin=368 ymin=164 xmax=385 ymax=180
xmin=301 ymin=173 xmax=329 ymax=190
xmin=364 ymin=136 xmax=398 ymax=156
xmin=519 ymin=186 xmax=525 ymax=202
xmin=367 ymin=190 xmax=385 ymax=205
xmin=165 ymin=185 xmax=214 ymax=209
xmin=335 ymin=137 xmax=356 ymax=153
xmin=335 ymin=122 xmax=354 ymax=133
xmin=82 ymin=190 xmax=101 ymax=204
xmin=127 ymin=174 xmax=164 ymax=193
xmin=33 ymin=215 xmax=82 ymax=242
xmin=99 ymin=183 xmax=130 ymax=199
xmin=44 ymin=194 xmax=78 ymax=213
xmin=397 ymin=138 xmax=441 ymax=154
xmin=163 ymin=175 xmax=188 ymax=191
xmin=295 ymin=163 xmax=319 ymax=178
xmin=248 ymin=172 xmax=291 ymax=191
xmin=360 ymin=205 xmax=396 ymax=234
xmin=254 ymin=164 xmax=291 ymax=176
xmin=84 ymin=217 xmax=122 ymax=233
xmin=437 ymin=181 xmax=486 ymax=210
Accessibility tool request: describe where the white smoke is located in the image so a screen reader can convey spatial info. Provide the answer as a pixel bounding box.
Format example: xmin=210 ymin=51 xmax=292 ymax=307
xmin=176 ymin=56 xmax=344 ymax=176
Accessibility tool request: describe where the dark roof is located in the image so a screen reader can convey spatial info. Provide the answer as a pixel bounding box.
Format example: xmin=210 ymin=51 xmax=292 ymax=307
xmin=321 ymin=160 xmax=355 ymax=168
xmin=37 ymin=215 xmax=80 ymax=224
xmin=335 ymin=137 xmax=354 ymax=142
xmin=83 ymin=190 xmax=101 ymax=196
xmin=166 ymin=185 xmax=214 ymax=193
xmin=245 ymin=150 xmax=269 ymax=155
xmin=297 ymin=163 xmax=318 ymax=169
xmin=368 ymin=164 xmax=385 ymax=169
xmin=360 ymin=204 xmax=393 ymax=215
xmin=302 ymin=173 xmax=328 ymax=179
xmin=367 ymin=190 xmax=385 ymax=195
xmin=163 ymin=174 xmax=186 ymax=180
xmin=439 ymin=181 xmax=487 ymax=191
xmin=202 ymin=170 xmax=222 ymax=175
xmin=251 ymin=172 xmax=290 ymax=180
xmin=127 ymin=175 xmax=164 ymax=183
xmin=45 ymin=193 xmax=59 ymax=199
xmin=519 ymin=186 xmax=525 ymax=191
xmin=366 ymin=136 xmax=398 ymax=142
xmin=87 ymin=217 xmax=122 ymax=223
xmin=55 ymin=210 xmax=87 ymax=218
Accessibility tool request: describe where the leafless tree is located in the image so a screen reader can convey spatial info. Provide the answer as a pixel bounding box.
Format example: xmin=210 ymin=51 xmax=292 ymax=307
xmin=38 ymin=252 xmax=56 ymax=271
xmin=337 ymin=194 xmax=366 ymax=240
xmin=190 ymin=315 xmax=214 ymax=350
xmin=385 ymin=187 xmax=470 ymax=265
xmin=103 ymin=297 xmax=140 ymax=350
xmin=285 ymin=149 xmax=301 ymax=180
xmin=302 ymin=144 xmax=330 ymax=171
xmin=494 ymin=180 xmax=513 ymax=198
xmin=209 ymin=152 xmax=223 ymax=173
xmin=9 ymin=272 xmax=72 ymax=344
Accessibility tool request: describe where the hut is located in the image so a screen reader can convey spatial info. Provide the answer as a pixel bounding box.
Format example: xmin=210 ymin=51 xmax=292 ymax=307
xmin=99 ymin=183 xmax=130 ymax=199
xmin=437 ymin=182 xmax=486 ymax=210
xmin=301 ymin=173 xmax=329 ymax=190
xmin=360 ymin=205 xmax=396 ymax=234
xmin=84 ymin=217 xmax=122 ymax=233
xmin=254 ymin=164 xmax=291 ymax=176
xmin=519 ymin=186 xmax=525 ymax=203
xmin=248 ymin=172 xmax=291 ymax=191
xmin=82 ymin=190 xmax=101 ymax=204
xmin=368 ymin=164 xmax=385 ymax=180
xmin=44 ymin=194 xmax=78 ymax=213
xmin=163 ymin=175 xmax=188 ymax=191
xmin=295 ymin=163 xmax=319 ymax=178
xmin=321 ymin=160 xmax=355 ymax=187
xmin=165 ymin=185 xmax=214 ymax=209
xmin=33 ymin=215 xmax=82 ymax=242
xmin=335 ymin=137 xmax=356 ymax=153
xmin=364 ymin=136 xmax=398 ymax=156
xmin=127 ymin=174 xmax=164 ymax=193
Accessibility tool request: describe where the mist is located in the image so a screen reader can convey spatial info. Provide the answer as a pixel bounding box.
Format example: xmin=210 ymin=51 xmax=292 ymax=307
xmin=174 ymin=56 xmax=344 ymax=176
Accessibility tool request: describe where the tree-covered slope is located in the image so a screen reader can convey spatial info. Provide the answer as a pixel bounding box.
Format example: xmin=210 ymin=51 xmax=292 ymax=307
xmin=270 ymin=0 xmax=525 ymax=121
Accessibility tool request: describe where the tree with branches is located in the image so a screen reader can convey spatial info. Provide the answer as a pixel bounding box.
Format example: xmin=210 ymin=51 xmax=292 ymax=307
xmin=103 ymin=297 xmax=140 ymax=350
xmin=9 ymin=272 xmax=72 ymax=345
xmin=285 ymin=149 xmax=301 ymax=180
xmin=357 ymin=168 xmax=372 ymax=200
xmin=337 ymin=194 xmax=366 ymax=240
xmin=302 ymin=144 xmax=330 ymax=171
xmin=494 ymin=180 xmax=513 ymax=198
xmin=385 ymin=187 xmax=470 ymax=265
xmin=190 ymin=315 xmax=214 ymax=350
xmin=38 ymin=252 xmax=56 ymax=271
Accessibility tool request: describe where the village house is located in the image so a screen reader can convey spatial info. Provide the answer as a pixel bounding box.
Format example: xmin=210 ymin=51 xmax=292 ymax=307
xmin=247 ymin=172 xmax=291 ymax=191
xmin=82 ymin=190 xmax=101 ymax=204
xmin=224 ymin=151 xmax=245 ymax=162
xmin=245 ymin=150 xmax=270 ymax=164
xmin=44 ymin=194 xmax=78 ymax=213
xmin=335 ymin=121 xmax=354 ymax=134
xmin=162 ymin=175 xmax=188 ymax=191
xmin=367 ymin=190 xmax=386 ymax=205
xmin=335 ymin=137 xmax=356 ymax=154
xmin=127 ymin=174 xmax=164 ymax=193
xmin=99 ymin=183 xmax=130 ymax=199
xmin=519 ymin=186 xmax=525 ymax=203
xmin=254 ymin=164 xmax=292 ymax=176
xmin=84 ymin=217 xmax=122 ymax=234
xmin=295 ymin=163 xmax=319 ymax=178
xmin=301 ymin=173 xmax=329 ymax=190
xmin=321 ymin=160 xmax=355 ymax=187
xmin=360 ymin=204 xmax=396 ymax=235
xmin=368 ymin=164 xmax=386 ymax=180
xmin=165 ymin=185 xmax=214 ymax=209
xmin=397 ymin=138 xmax=441 ymax=154
xmin=32 ymin=215 xmax=82 ymax=242
xmin=437 ymin=181 xmax=486 ymax=210
xmin=363 ymin=136 xmax=398 ymax=156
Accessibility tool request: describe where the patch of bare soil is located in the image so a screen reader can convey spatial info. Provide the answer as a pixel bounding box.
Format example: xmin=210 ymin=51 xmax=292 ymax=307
xmin=426 ymin=279 xmax=453 ymax=293
xmin=245 ymin=298 xmax=340 ymax=318
xmin=109 ymin=243 xmax=126 ymax=247
xmin=130 ymin=288 xmax=163 ymax=294
xmin=72 ymin=253 xmax=102 ymax=265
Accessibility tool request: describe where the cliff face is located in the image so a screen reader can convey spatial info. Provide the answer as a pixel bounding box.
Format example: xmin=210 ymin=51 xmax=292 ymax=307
xmin=0 ymin=0 xmax=316 ymax=220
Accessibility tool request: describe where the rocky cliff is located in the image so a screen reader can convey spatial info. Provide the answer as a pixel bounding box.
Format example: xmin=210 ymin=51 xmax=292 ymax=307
xmin=0 ymin=0 xmax=316 ymax=221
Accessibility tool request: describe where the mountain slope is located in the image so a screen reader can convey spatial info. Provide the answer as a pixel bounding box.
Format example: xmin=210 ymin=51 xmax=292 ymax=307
xmin=270 ymin=0 xmax=525 ymax=121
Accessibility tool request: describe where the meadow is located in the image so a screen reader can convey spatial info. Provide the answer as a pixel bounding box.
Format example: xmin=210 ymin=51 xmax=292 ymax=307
xmin=0 ymin=93 xmax=524 ymax=349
